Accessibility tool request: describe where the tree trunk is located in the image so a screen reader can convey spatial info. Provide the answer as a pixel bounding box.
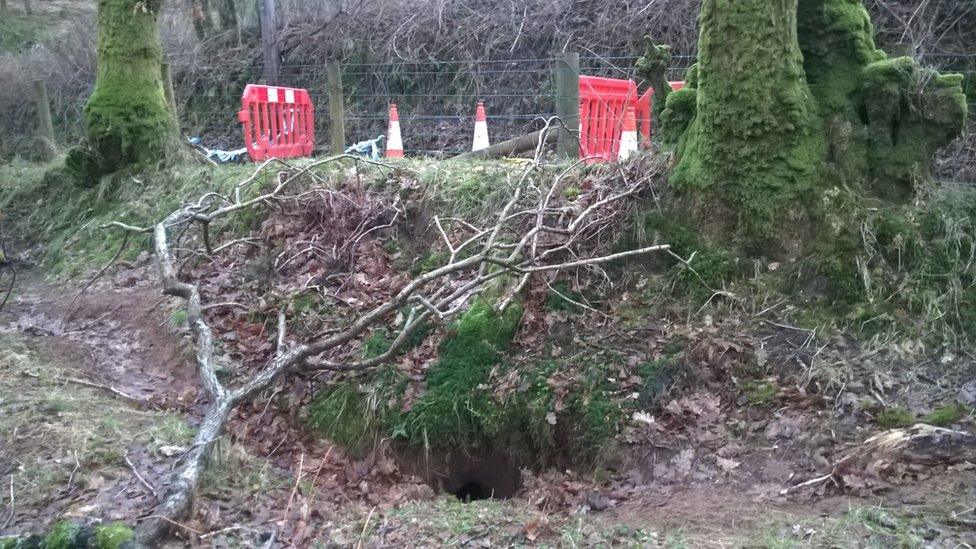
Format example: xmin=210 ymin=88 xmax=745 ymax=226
xmin=66 ymin=0 xmax=174 ymax=183
xmin=657 ymin=0 xmax=967 ymax=248
xmin=668 ymin=0 xmax=824 ymax=241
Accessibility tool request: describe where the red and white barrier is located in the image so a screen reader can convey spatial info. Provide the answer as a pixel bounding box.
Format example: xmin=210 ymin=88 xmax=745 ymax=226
xmin=386 ymin=103 xmax=404 ymax=158
xmin=238 ymin=84 xmax=315 ymax=161
xmin=472 ymin=101 xmax=490 ymax=152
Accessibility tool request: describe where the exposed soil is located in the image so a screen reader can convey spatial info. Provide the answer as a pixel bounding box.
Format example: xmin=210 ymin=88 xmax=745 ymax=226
xmin=2 ymin=253 xmax=976 ymax=546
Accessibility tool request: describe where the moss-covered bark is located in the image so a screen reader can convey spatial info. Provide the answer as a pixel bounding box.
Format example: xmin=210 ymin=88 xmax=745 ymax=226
xmin=635 ymin=39 xmax=672 ymax=122
xmin=657 ymin=0 xmax=967 ymax=246
xmin=665 ymin=0 xmax=825 ymax=240
xmin=797 ymin=0 xmax=967 ymax=195
xmin=66 ymin=0 xmax=174 ymax=184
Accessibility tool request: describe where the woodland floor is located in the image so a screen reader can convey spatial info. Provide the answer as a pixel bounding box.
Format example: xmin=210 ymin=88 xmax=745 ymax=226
xmin=1 ymin=252 xmax=975 ymax=547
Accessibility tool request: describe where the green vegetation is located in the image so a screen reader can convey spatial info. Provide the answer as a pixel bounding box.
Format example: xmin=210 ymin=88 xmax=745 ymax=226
xmin=875 ymin=406 xmax=915 ymax=428
xmin=660 ymin=0 xmax=966 ymax=246
xmin=922 ymin=403 xmax=971 ymax=426
xmin=65 ymin=0 xmax=175 ymax=184
xmin=0 ymin=158 xmax=275 ymax=278
xmin=742 ymin=380 xmax=778 ymax=406
xmin=664 ymin=0 xmax=825 ymax=241
xmin=806 ymin=184 xmax=976 ymax=341
xmin=41 ymin=521 xmax=79 ymax=548
xmin=308 ymin=298 xmax=673 ymax=465
xmin=93 ymin=524 xmax=134 ymax=549
xmin=629 ymin=211 xmax=741 ymax=296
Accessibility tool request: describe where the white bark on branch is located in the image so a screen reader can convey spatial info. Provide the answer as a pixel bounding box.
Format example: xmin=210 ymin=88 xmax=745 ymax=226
xmin=121 ymin=152 xmax=669 ymax=543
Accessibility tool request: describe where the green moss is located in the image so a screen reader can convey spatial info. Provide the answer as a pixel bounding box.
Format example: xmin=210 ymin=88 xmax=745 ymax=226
xmin=306 ymin=381 xmax=378 ymax=453
xmin=545 ymin=280 xmax=584 ymax=312
xmin=93 ymin=524 xmax=133 ymax=549
xmin=658 ymin=87 xmax=697 ymax=145
xmin=875 ymin=407 xmax=915 ymax=429
xmin=661 ymin=0 xmax=966 ymax=246
xmin=413 ymin=250 xmax=451 ymax=276
xmin=796 ymin=0 xmax=966 ymax=193
xmin=307 ymin=299 xmax=643 ymax=466
xmin=635 ymin=38 xmax=673 ymax=122
xmin=860 ymin=59 xmax=968 ymax=192
xmin=40 ymin=521 xmax=79 ymax=549
xmin=630 ymin=211 xmax=741 ymax=295
xmin=636 ymin=359 xmax=677 ymax=408
xmin=68 ymin=0 xmax=174 ymax=184
xmin=398 ymin=300 xmax=523 ymax=448
xmin=665 ymin=0 xmax=825 ymax=240
xmin=742 ymin=380 xmax=778 ymax=406
xmin=921 ymin=404 xmax=971 ymax=427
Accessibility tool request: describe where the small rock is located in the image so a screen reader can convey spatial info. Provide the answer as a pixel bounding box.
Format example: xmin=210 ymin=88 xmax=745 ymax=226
xmin=585 ymin=490 xmax=611 ymax=511
xmin=957 ymin=380 xmax=976 ymax=406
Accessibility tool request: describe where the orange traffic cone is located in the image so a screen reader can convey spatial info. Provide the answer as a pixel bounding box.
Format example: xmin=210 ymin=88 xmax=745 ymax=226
xmin=471 ymin=101 xmax=490 ymax=152
xmin=386 ymin=103 xmax=404 ymax=158
xmin=618 ymin=107 xmax=638 ymax=161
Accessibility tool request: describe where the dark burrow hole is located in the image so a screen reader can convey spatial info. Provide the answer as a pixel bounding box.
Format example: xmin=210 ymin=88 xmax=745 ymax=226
xmin=452 ymin=480 xmax=494 ymax=502
xmin=447 ymin=462 xmax=520 ymax=502
xmin=399 ymin=448 xmax=522 ymax=503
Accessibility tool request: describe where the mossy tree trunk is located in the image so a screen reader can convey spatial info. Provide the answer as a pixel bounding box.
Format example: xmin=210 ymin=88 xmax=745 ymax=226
xmin=67 ymin=0 xmax=174 ymax=183
xmin=656 ymin=0 xmax=967 ymax=249
xmin=666 ymin=0 xmax=824 ymax=242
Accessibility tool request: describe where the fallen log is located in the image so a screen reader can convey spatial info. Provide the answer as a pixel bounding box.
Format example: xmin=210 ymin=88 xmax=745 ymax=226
xmin=452 ymin=128 xmax=557 ymax=161
xmin=782 ymin=423 xmax=976 ymax=494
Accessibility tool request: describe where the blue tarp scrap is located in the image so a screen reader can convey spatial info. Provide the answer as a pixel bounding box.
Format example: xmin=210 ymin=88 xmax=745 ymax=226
xmin=345 ymin=135 xmax=385 ymax=161
xmin=188 ymin=137 xmax=248 ymax=164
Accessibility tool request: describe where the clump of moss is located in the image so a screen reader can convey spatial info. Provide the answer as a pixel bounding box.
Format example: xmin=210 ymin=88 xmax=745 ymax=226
xmin=397 ymin=300 xmax=523 ymax=448
xmin=742 ymin=380 xmax=778 ymax=406
xmin=635 ymin=38 xmax=673 ymax=121
xmin=308 ymin=299 xmax=660 ymax=466
xmin=922 ymin=404 xmax=971 ymax=427
xmin=93 ymin=524 xmax=133 ymax=549
xmin=636 ymin=358 xmax=677 ymax=408
xmin=803 ymin=185 xmax=976 ymax=341
xmin=875 ymin=406 xmax=915 ymax=429
xmin=660 ymin=0 xmax=966 ymax=247
xmin=630 ymin=212 xmax=741 ymax=296
xmin=545 ymin=280 xmax=585 ymax=313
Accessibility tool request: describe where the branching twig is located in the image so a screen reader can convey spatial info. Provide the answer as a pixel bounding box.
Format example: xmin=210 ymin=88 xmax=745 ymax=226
xmin=121 ymin=153 xmax=670 ymax=543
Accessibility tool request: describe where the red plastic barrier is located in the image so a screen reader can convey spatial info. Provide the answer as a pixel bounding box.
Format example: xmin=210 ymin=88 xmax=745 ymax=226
xmin=578 ymin=77 xmax=684 ymax=162
xmin=238 ymin=84 xmax=315 ymax=161
xmin=579 ymin=76 xmax=639 ymax=162
xmin=638 ymin=81 xmax=686 ymax=139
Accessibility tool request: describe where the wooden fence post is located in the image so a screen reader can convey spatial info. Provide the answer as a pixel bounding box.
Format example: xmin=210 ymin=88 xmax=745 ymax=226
xmin=161 ymin=62 xmax=180 ymax=131
xmin=23 ymin=0 xmax=30 ymax=15
xmin=1 ymin=0 xmax=8 ymax=16
xmin=554 ymin=51 xmax=580 ymax=159
xmin=33 ymin=80 xmax=56 ymax=160
xmin=258 ymin=0 xmax=279 ymax=85
xmin=326 ymin=61 xmax=345 ymax=155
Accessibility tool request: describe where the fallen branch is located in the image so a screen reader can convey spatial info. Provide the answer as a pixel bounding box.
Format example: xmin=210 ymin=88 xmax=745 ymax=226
xmin=124 ymin=453 xmax=158 ymax=497
xmin=117 ymin=138 xmax=670 ymax=543
xmin=22 ymin=370 xmax=151 ymax=408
